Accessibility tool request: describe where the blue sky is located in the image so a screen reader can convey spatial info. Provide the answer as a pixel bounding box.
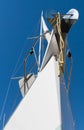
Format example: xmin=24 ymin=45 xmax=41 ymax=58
xmin=0 ymin=0 xmax=83 ymax=130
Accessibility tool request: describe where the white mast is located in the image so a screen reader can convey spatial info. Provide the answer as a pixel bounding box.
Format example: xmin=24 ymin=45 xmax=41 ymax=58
xmin=4 ymin=9 xmax=79 ymax=130
xmin=38 ymin=11 xmax=43 ymax=71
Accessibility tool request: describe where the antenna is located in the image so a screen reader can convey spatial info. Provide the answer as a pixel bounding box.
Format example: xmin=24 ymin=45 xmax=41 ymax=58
xmin=38 ymin=11 xmax=43 ymax=71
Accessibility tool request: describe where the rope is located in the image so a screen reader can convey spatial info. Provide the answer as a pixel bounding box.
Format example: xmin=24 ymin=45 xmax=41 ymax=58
xmin=55 ymin=13 xmax=65 ymax=76
xmin=57 ymin=13 xmax=64 ymax=63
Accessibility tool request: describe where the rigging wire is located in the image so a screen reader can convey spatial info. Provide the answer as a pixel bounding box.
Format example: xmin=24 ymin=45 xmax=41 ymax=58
xmin=27 ymin=16 xmax=41 ymax=41
xmin=28 ymin=62 xmax=37 ymax=74
xmin=0 ymin=40 xmax=29 ymax=121
xmin=12 ymin=17 xmax=41 ymax=78
xmin=0 ymin=49 xmax=24 ymax=120
xmin=0 ymin=80 xmax=12 ymax=121
xmin=11 ymin=42 xmax=28 ymax=78
xmin=11 ymin=38 xmax=44 ymax=111
xmin=61 ymin=74 xmax=76 ymax=130
xmin=65 ymin=40 xmax=73 ymax=93
xmin=0 ymin=16 xmax=43 ymax=125
xmin=65 ymin=56 xmax=73 ymax=93
xmin=10 ymin=89 xmax=20 ymax=115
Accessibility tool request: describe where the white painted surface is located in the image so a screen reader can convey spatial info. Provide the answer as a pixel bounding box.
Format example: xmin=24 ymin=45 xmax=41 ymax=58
xmin=4 ymin=56 xmax=61 ymax=130
xmin=63 ymin=9 xmax=79 ymax=20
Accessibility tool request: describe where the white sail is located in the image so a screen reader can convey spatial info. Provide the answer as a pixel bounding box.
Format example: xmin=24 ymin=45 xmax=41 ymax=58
xmin=4 ymin=57 xmax=62 ymax=130
xmin=41 ymin=15 xmax=51 ymax=43
xmin=4 ymin=58 xmax=75 ymax=130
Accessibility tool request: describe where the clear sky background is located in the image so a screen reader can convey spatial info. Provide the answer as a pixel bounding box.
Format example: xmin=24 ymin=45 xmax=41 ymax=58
xmin=0 ymin=0 xmax=83 ymax=130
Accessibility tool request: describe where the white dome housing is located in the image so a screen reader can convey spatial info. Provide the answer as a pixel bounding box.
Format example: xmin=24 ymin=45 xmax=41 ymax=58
xmin=63 ymin=8 xmax=79 ymax=20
